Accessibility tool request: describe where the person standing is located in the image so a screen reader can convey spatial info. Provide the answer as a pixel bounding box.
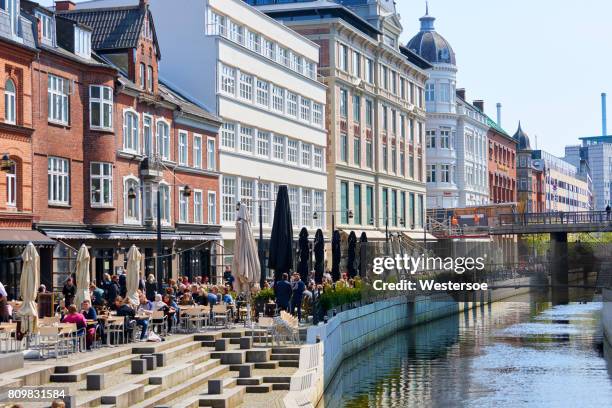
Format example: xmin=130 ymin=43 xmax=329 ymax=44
xmin=606 ymin=204 xmax=611 ymax=221
xmin=274 ymin=273 xmax=292 ymax=312
xmin=290 ymin=273 xmax=305 ymax=321
xmin=145 ymin=274 xmax=157 ymax=301
xmin=62 ymin=277 xmax=76 ymax=306
xmin=223 ymin=265 xmax=234 ymax=290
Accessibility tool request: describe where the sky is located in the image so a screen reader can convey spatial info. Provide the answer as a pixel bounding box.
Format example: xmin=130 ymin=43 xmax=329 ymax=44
xmin=39 ymin=0 xmax=612 ymax=157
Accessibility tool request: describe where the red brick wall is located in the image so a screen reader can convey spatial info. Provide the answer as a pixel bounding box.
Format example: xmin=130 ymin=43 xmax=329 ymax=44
xmin=488 ymin=129 xmax=517 ymax=203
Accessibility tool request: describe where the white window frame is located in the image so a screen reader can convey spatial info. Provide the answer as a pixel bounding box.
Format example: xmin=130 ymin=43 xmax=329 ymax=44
xmin=273 ymin=135 xmax=285 ymax=161
xmin=89 ymin=85 xmax=113 ymax=130
xmin=4 ymin=79 xmax=16 ymax=124
xmin=123 ymin=176 xmax=141 ymax=224
xmin=147 ymin=66 xmax=153 ymax=92
xmin=178 ymin=130 xmax=188 ymax=166
xmin=313 ymin=147 xmax=324 ymax=170
xmin=194 ymin=189 xmax=203 ymax=224
xmin=158 ymin=181 xmax=171 ymax=225
xmin=193 ymin=134 xmax=203 ymax=169
xmin=6 ymin=161 xmax=16 ymax=207
xmin=48 ymin=157 xmax=70 ymax=205
xmin=143 ymin=114 xmax=153 ymax=157
xmin=90 ymin=161 xmax=113 ymax=207
xmin=123 ymin=108 xmax=139 ymax=153
xmin=222 ymin=176 xmax=236 ymax=223
xmin=36 ymin=12 xmax=54 ymax=45
xmin=74 ymin=26 xmax=91 ymax=59
xmin=156 ymin=119 xmax=171 ymax=160
xmin=48 ymin=74 xmax=69 ymax=125
xmin=207 ymin=137 xmax=216 ymax=171
xmin=207 ymin=191 xmax=217 ymax=224
xmin=179 ymin=187 xmax=189 ymax=223
xmin=220 ymin=64 xmax=236 ymax=95
xmin=239 ymin=126 xmax=254 ymax=153
xmin=221 ymin=122 xmax=236 ymax=149
xmin=256 ymin=131 xmax=270 ymax=157
xmin=287 ymin=139 xmax=298 ymax=164
xmin=256 ymin=79 xmax=269 ymax=107
xmin=239 ymin=72 xmax=253 ymax=101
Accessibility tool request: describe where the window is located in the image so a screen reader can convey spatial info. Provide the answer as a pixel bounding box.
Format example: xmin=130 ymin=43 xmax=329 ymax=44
xmin=4 ymin=79 xmax=15 ymax=124
xmin=287 ymin=140 xmax=298 ymax=164
xmin=365 ymin=58 xmax=373 ymax=83
xmin=440 ymin=83 xmax=451 ymax=102
xmin=247 ymin=30 xmax=260 ymax=53
xmin=365 ymin=99 xmax=373 ymax=127
xmin=263 ymin=38 xmax=275 ymax=60
xmin=193 ymin=134 xmax=202 ymax=168
xmin=277 ymin=47 xmax=289 ymax=66
xmin=409 ymin=192 xmax=415 ymax=228
xmin=256 ymin=79 xmax=269 ymax=106
xmin=391 ymin=190 xmax=397 ymax=226
xmin=222 ymin=177 xmax=236 ymax=223
xmin=208 ymin=191 xmax=216 ymax=224
xmin=400 ymin=115 xmax=406 ymax=139
xmin=221 ymin=123 xmax=236 ymax=149
xmin=426 ymin=130 xmax=436 ymax=148
xmin=287 ymin=92 xmax=298 ymax=117
xmin=89 ymin=86 xmax=113 ymax=130
xmin=366 ymin=141 xmax=373 ymax=168
xmin=156 ymin=121 xmax=170 ymax=159
xmin=229 ymin=20 xmax=243 ymax=44
xmin=401 ymin=192 xmax=406 ymax=226
xmin=272 ymin=86 xmax=284 ymax=112
xmin=440 ymin=129 xmax=450 ymax=149
xmin=382 ymin=188 xmax=388 ymax=223
xmin=353 ymin=95 xmax=360 ymax=122
xmin=239 ymin=72 xmax=253 ymax=100
xmin=147 ymin=66 xmax=153 ymax=92
xmin=90 ymin=162 xmax=112 ymax=206
xmin=241 ymin=179 xmax=254 ymax=217
xmin=257 ymin=131 xmax=270 ymax=157
xmin=240 ymin=126 xmax=253 ymax=153
xmin=74 ymin=26 xmax=91 ymax=59
xmin=301 ymin=189 xmax=311 ymax=227
xmin=383 ymin=145 xmax=388 ymax=171
xmin=291 ymin=53 xmax=303 ymax=73
xmin=301 ymin=143 xmax=311 ymax=167
xmin=124 ymin=178 xmax=140 ymax=222
xmin=382 ymin=106 xmax=388 ymax=131
xmin=353 ymin=138 xmax=361 ymax=166
xmin=339 ymin=44 xmax=348 ymax=71
xmin=140 ymin=63 xmax=145 ymax=89
xmin=381 ymin=66 xmax=388 ymax=90
xmin=425 ymin=82 xmax=435 ymax=101
xmin=391 ymin=109 xmax=397 ymax=134
xmin=352 ymin=51 xmax=361 ymax=77
xmin=288 ymin=186 xmax=299 ymax=226
xmin=6 ymin=161 xmax=15 ymax=207
xmin=313 ymin=147 xmax=323 ymax=170
xmin=48 ymin=75 xmax=69 ymax=124
xmin=258 ymin=182 xmax=270 ymax=225
xmin=314 ymin=191 xmax=324 ymax=228
xmin=354 ymin=184 xmax=362 ymax=225
xmin=179 ymin=187 xmax=188 ymax=223
xmin=409 ymin=154 xmax=414 ymax=178
xmin=37 ymin=12 xmax=53 ymax=44
xmin=391 ymin=71 xmax=397 ymax=95
xmin=273 ymin=135 xmax=285 ymax=160
xmin=340 ymin=89 xmax=348 ymax=118
xmin=140 ymin=116 xmax=152 ymax=156
xmin=400 ymin=152 xmax=405 ymax=176
xmin=123 ymin=111 xmax=139 ymax=152
xmin=159 ymin=183 xmax=170 ymax=223
xmin=312 ymin=103 xmax=323 ymax=126
xmin=340 ymin=133 xmax=348 ymax=162
xmin=300 ymin=98 xmax=311 ymax=122
xmin=426 ymin=164 xmax=436 ymax=182
xmin=340 ymin=181 xmax=349 ymax=224
xmin=194 ymin=190 xmax=203 ymax=224
xmin=221 ymin=65 xmax=236 ymax=95
xmin=392 ymin=147 xmax=397 ymax=173
xmin=366 ymin=186 xmax=374 ymax=225
xmin=441 ymin=164 xmax=450 ymax=182
xmin=178 ymin=131 xmax=188 ymax=165
xmin=48 ymin=157 xmax=69 ymax=205
xmin=4 ymin=0 xmax=17 ymax=36
xmin=207 ymin=138 xmax=216 ymax=170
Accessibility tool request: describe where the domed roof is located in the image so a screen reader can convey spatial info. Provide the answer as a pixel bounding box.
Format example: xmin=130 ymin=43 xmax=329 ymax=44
xmin=407 ymin=7 xmax=456 ymax=65
xmin=513 ymin=122 xmax=531 ymax=150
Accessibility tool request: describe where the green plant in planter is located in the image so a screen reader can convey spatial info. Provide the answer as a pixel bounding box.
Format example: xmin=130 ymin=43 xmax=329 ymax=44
xmin=255 ymin=288 xmax=275 ymax=302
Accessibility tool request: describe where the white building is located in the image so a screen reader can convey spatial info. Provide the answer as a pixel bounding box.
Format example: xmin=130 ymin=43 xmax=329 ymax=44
xmin=144 ymin=0 xmax=328 ymax=265
xmin=407 ymin=9 xmax=489 ymax=208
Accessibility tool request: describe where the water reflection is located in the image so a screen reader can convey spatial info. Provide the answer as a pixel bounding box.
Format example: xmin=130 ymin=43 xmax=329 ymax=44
xmin=321 ymin=292 xmax=612 ymax=408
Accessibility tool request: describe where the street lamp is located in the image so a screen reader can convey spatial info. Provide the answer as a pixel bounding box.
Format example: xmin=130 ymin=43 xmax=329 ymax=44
xmin=313 ymin=209 xmax=353 ymax=233
xmin=0 ymin=154 xmax=12 ymax=172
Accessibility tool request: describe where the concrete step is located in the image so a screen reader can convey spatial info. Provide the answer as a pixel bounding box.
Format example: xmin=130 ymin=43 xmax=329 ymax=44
xmin=272 ymin=383 xmax=290 ymax=391
xmin=221 ymin=330 xmax=245 ymax=339
xmin=100 ymin=383 xmax=145 ymax=408
xmin=197 ymin=385 xmax=245 ymax=408
xmin=245 ymin=384 xmax=272 ymax=393
xmin=132 ymin=335 xmax=195 ymax=355
xmin=0 ymin=365 xmax=54 ymax=388
xmin=253 ymin=361 xmax=278 ymax=369
xmin=271 ymin=347 xmax=301 ymax=354
xmin=51 ymin=354 xmax=136 ymax=382
xmin=270 ymin=353 xmax=299 ymax=361
xmin=210 ymin=351 xmax=245 ymax=365
xmin=54 ymin=348 xmax=132 ymax=373
xmin=262 ymin=376 xmax=291 ymax=384
xmin=156 ymin=340 xmax=203 ymax=361
xmin=236 ymin=378 xmax=262 ymax=386
xmin=148 ymin=363 xmax=194 ymax=389
xmin=279 ymin=361 xmax=299 ymax=368
xmin=245 ymin=349 xmax=271 ymax=363
xmin=194 ymin=333 xmax=222 ymax=342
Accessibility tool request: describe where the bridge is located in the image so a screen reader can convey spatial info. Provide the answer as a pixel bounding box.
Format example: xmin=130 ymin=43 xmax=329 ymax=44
xmin=490 ymin=211 xmax=612 ymax=235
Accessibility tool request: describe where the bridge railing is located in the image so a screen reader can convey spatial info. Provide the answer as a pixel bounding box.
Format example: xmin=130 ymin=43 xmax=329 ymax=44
xmin=498 ymin=211 xmax=609 ymax=226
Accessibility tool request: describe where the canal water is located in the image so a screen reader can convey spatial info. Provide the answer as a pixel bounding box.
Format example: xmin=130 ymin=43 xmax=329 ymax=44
xmin=320 ymin=289 xmax=612 ymax=408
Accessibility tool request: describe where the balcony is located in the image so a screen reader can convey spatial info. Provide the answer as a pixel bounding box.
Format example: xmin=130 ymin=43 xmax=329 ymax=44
xmin=139 ymin=157 xmax=163 ymax=180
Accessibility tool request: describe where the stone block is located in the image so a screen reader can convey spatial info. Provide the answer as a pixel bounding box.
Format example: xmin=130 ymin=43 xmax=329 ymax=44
xmin=0 ymin=353 xmax=24 ymax=373
xmin=86 ymin=373 xmax=105 ymax=390
xmin=215 ymin=338 xmax=228 ymax=351
xmin=238 ymin=365 xmax=252 ymax=378
xmin=131 ymin=359 xmax=146 ymax=374
xmin=239 ymin=337 xmax=252 ymax=350
xmin=208 ymin=379 xmax=223 ymax=395
xmin=142 ymin=354 xmax=157 ymax=371
xmin=153 ymin=352 xmax=166 ymax=367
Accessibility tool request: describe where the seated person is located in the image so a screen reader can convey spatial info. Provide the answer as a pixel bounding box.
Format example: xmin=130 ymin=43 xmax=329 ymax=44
xmin=114 ymin=296 xmax=148 ymax=341
xmin=162 ymin=294 xmax=179 ymax=333
xmin=222 ymin=287 xmax=234 ymax=305
xmin=207 ymin=286 xmax=220 ymax=307
xmin=80 ymin=300 xmax=98 ymax=348
xmin=62 ymin=304 xmax=89 ymax=349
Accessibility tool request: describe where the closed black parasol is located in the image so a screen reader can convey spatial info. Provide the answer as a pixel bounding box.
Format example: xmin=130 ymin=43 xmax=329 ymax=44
xmin=331 ymin=230 xmax=341 ymax=282
xmin=359 ymin=232 xmax=368 ymax=277
xmin=314 ymin=229 xmax=324 ymax=284
xmin=268 ymin=185 xmax=293 ymax=281
xmin=347 ymin=231 xmax=357 ymax=278
xmin=298 ymin=227 xmax=309 ymax=284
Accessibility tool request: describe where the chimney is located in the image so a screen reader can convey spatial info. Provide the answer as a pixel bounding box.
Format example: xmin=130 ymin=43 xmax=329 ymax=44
xmin=55 ymin=1 xmax=76 ymax=11
xmin=139 ymin=0 xmax=149 ymax=7
xmin=602 ymin=92 xmax=608 ymax=136
xmin=473 ymin=100 xmax=484 ymax=112
xmin=456 ymin=88 xmax=465 ymax=100
xmin=496 ymin=103 xmax=502 ymax=127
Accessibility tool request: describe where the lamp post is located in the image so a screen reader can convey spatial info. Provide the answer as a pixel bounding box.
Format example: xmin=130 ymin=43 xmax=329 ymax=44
xmin=313 ymin=209 xmax=353 ymax=234
xmin=370 ymin=217 xmax=404 ymax=242
xmin=0 ymin=153 xmax=12 ymax=172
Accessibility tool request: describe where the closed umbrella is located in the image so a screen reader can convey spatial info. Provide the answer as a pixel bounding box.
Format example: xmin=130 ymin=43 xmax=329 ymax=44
xmin=74 ymin=244 xmax=91 ymax=308
xmin=233 ymin=203 xmax=260 ymax=327
xmin=347 ymin=231 xmax=357 ymax=278
xmin=125 ymin=245 xmax=142 ymax=305
xmin=331 ymin=230 xmax=341 ymax=282
xmin=297 ymin=227 xmax=309 ymax=283
xmin=359 ymin=232 xmax=368 ymax=277
xmin=314 ymin=229 xmax=324 ymax=284
xmin=18 ymin=242 xmax=39 ymax=335
xmin=268 ymin=185 xmax=293 ymax=281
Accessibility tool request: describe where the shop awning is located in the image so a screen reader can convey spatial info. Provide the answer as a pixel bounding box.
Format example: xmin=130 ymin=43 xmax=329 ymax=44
xmin=41 ymin=228 xmax=97 ymax=240
xmin=0 ymin=229 xmax=56 ymax=246
xmin=340 ymin=229 xmax=388 ymax=240
xmin=402 ymin=231 xmax=438 ymax=241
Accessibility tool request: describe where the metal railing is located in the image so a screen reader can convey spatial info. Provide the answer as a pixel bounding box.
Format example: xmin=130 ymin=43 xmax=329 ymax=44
xmin=499 ymin=211 xmax=609 ymax=226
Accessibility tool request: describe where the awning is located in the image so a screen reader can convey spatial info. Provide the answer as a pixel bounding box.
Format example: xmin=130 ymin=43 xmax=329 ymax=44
xmin=42 ymin=228 xmax=97 ymax=240
xmin=340 ymin=229 xmax=388 ymax=240
xmin=403 ymin=232 xmax=438 ymax=241
xmin=40 ymin=228 xmax=221 ymax=242
xmin=0 ymin=229 xmax=56 ymax=246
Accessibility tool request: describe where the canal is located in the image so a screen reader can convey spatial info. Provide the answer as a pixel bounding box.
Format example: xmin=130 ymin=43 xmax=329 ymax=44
xmin=320 ymin=288 xmax=612 ymax=407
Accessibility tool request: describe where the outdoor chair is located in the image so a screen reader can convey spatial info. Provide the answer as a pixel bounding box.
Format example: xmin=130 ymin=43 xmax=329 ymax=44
xmin=150 ymin=310 xmax=167 ymax=337
xmin=37 ymin=326 xmax=62 ymax=359
xmin=186 ymin=308 xmax=207 ymax=332
xmin=211 ymin=304 xmax=229 ymax=328
xmin=0 ymin=323 xmax=19 ymax=353
xmin=106 ymin=316 xmax=127 ymax=346
xmin=255 ymin=316 xmax=275 ymax=347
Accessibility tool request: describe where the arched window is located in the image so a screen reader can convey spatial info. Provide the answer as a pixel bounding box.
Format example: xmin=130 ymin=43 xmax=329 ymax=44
xmin=123 ymin=110 xmax=139 ymax=152
xmin=5 ymin=79 xmax=16 ymax=124
xmin=124 ymin=177 xmax=141 ymax=223
xmin=159 ymin=182 xmax=171 ymax=223
xmin=6 ymin=160 xmax=16 ymax=207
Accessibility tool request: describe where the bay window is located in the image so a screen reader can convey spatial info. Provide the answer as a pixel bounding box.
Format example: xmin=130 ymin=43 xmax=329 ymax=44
xmin=89 ymin=85 xmax=113 ymax=130
xmin=90 ymin=162 xmax=112 ymax=206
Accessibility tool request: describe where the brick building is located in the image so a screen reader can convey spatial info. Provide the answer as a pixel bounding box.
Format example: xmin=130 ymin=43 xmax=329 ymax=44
xmin=1 ymin=0 xmax=221 ymax=294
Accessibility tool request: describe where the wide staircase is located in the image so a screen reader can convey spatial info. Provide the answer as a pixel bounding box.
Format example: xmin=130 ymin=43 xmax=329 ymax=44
xmin=0 ymin=329 xmax=302 ymax=408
